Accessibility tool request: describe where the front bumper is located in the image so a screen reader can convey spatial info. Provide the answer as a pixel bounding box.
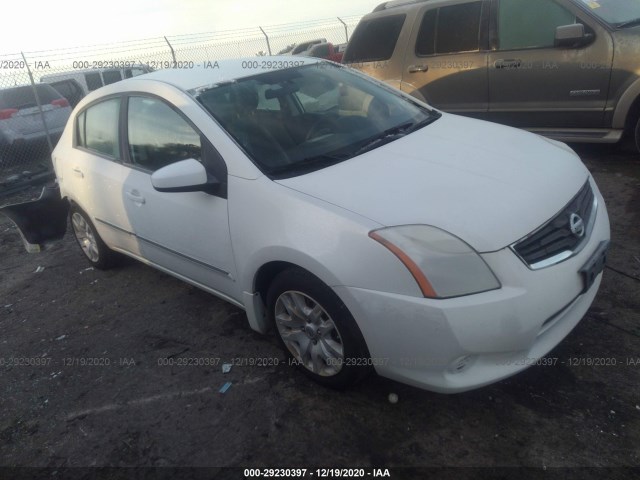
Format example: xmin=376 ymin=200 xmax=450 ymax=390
xmin=335 ymin=184 xmax=611 ymax=393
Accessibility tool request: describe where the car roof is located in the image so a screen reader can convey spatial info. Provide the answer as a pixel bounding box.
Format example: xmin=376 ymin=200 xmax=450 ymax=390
xmin=122 ymin=56 xmax=321 ymax=92
xmin=372 ymin=0 xmax=468 ymax=13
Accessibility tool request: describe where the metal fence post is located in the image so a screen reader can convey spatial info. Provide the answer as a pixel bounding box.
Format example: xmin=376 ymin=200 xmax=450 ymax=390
xmin=259 ymin=27 xmax=272 ymax=56
xmin=21 ymin=52 xmax=53 ymax=155
xmin=337 ymin=17 xmax=349 ymax=43
xmin=164 ymin=36 xmax=177 ymax=66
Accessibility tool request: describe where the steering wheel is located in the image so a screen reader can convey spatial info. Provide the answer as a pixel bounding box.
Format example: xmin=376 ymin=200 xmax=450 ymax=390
xmin=305 ymin=118 xmax=337 ymax=142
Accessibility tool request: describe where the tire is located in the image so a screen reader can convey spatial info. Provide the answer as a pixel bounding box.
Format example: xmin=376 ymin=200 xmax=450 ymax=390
xmin=69 ymin=205 xmax=117 ymax=270
xmin=267 ymin=268 xmax=371 ymax=389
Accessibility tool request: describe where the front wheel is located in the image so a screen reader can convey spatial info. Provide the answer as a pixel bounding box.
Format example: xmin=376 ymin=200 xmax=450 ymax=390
xmin=70 ymin=206 xmax=117 ymax=269
xmin=267 ymin=268 xmax=371 ymax=389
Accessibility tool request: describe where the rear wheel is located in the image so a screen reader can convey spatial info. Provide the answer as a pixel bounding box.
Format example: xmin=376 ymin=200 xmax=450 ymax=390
xmin=267 ymin=268 xmax=371 ymax=389
xmin=70 ymin=206 xmax=117 ymax=269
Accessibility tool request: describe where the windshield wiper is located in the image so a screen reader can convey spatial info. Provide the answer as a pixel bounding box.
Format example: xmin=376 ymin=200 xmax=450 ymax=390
xmin=353 ymin=122 xmax=414 ymax=156
xmin=405 ymin=112 xmax=442 ymax=134
xmin=617 ymin=18 xmax=640 ymax=28
xmin=354 ymin=113 xmax=441 ymax=156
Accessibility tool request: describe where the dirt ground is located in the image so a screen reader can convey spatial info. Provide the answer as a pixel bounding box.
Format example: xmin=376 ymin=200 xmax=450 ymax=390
xmin=0 ymin=143 xmax=639 ymax=479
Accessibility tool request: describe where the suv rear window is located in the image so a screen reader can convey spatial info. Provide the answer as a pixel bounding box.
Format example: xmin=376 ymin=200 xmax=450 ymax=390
xmin=416 ymin=2 xmax=482 ymax=56
xmin=343 ymin=14 xmax=406 ymax=63
xmin=0 ymin=84 xmax=60 ymax=109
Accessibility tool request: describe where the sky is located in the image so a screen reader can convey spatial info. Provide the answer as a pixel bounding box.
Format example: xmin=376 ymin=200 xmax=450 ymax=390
xmin=1 ymin=0 xmax=378 ymax=55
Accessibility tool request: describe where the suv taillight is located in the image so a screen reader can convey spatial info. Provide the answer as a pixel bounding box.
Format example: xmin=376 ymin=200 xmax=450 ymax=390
xmin=51 ymin=98 xmax=69 ymax=108
xmin=0 ymin=108 xmax=18 ymax=119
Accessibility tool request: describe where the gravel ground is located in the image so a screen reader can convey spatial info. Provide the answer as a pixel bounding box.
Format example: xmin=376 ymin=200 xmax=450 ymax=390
xmin=0 ymin=144 xmax=638 ymax=479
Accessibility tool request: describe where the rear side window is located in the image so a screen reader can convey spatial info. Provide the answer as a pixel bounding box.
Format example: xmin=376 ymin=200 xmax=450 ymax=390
xmin=78 ymin=98 xmax=120 ymax=158
xmin=85 ymin=72 xmax=103 ymax=91
xmin=343 ymin=14 xmax=406 ymax=63
xmin=103 ymin=70 xmax=123 ymax=85
xmin=416 ymin=2 xmax=482 ymax=56
xmin=498 ymin=0 xmax=576 ymax=50
xmin=127 ymin=96 xmax=201 ymax=172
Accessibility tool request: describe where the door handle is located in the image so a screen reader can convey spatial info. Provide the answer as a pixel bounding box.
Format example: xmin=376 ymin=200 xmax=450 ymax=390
xmin=125 ymin=190 xmax=146 ymax=205
xmin=408 ymin=64 xmax=429 ymax=73
xmin=72 ymin=167 xmax=84 ymax=178
xmin=494 ymin=59 xmax=522 ymax=69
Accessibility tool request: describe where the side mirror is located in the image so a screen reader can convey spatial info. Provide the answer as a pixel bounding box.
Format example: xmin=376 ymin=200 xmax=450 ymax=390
xmin=555 ymin=23 xmax=593 ymax=48
xmin=151 ymin=158 xmax=221 ymax=195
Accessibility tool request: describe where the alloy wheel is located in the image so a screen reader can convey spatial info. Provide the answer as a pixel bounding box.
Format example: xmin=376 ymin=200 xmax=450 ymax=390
xmin=275 ymin=290 xmax=345 ymax=376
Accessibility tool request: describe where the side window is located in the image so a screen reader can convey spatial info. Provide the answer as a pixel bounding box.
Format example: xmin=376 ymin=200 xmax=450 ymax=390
xmin=127 ymin=96 xmax=201 ymax=172
xmin=416 ymin=10 xmax=437 ymax=56
xmin=416 ymin=2 xmax=482 ymax=56
xmin=84 ymin=72 xmax=103 ymax=91
xmin=498 ymin=0 xmax=576 ymax=50
xmin=83 ymin=98 xmax=120 ymax=158
xmin=102 ymin=70 xmax=122 ymax=85
xmin=343 ymin=14 xmax=406 ymax=63
xmin=437 ymin=2 xmax=482 ymax=54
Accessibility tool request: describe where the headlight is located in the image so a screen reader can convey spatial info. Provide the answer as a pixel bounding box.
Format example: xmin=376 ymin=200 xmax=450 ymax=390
xmin=369 ymin=225 xmax=501 ymax=298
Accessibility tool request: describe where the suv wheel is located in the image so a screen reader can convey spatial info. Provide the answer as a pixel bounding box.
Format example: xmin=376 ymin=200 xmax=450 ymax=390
xmin=267 ymin=268 xmax=371 ymax=389
xmin=70 ymin=206 xmax=117 ymax=269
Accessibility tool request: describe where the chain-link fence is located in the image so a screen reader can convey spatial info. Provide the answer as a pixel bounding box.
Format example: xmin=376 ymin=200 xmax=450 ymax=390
xmin=0 ymin=15 xmax=361 ymax=196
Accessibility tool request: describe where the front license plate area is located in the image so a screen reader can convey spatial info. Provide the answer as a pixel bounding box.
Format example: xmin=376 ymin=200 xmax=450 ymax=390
xmin=579 ymin=240 xmax=610 ymax=294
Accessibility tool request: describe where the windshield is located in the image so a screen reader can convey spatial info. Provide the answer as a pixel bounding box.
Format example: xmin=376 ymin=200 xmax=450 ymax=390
xmin=576 ymin=0 xmax=640 ymax=26
xmin=196 ymin=63 xmax=438 ymax=178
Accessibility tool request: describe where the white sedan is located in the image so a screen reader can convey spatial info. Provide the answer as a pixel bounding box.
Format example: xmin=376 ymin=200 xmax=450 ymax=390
xmin=1 ymin=57 xmax=610 ymax=393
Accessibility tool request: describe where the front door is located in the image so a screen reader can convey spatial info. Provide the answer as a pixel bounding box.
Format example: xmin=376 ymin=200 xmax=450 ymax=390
xmin=121 ymin=95 xmax=237 ymax=298
xmin=486 ymin=0 xmax=613 ymax=129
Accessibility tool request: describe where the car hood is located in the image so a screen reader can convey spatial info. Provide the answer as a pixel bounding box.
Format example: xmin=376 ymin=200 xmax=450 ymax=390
xmin=276 ymin=113 xmax=590 ymax=252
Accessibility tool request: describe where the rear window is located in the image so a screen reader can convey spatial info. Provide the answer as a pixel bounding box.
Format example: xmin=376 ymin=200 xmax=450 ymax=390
xmin=310 ymin=44 xmax=331 ymax=57
xmin=0 ymin=84 xmax=60 ymax=109
xmin=343 ymin=14 xmax=406 ymax=63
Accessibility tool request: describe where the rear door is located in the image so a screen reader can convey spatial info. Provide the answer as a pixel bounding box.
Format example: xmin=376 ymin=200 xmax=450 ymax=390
xmin=342 ymin=13 xmax=411 ymax=91
xmin=400 ymin=0 xmax=490 ymax=116
xmin=486 ymin=0 xmax=614 ymax=129
xmin=68 ymin=97 xmax=140 ymax=255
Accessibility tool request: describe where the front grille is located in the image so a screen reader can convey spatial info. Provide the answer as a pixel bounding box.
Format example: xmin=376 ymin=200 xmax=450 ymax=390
xmin=513 ymin=181 xmax=595 ymax=269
